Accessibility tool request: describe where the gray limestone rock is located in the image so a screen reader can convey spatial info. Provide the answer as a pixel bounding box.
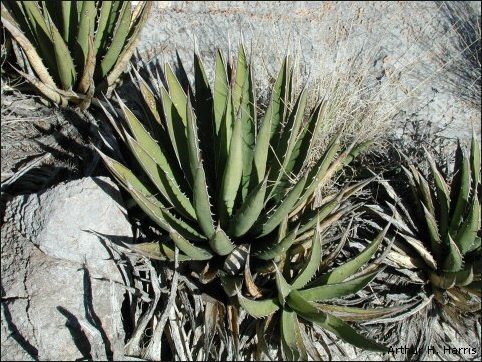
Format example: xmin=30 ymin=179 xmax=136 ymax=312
xmin=1 ymin=177 xmax=133 ymax=361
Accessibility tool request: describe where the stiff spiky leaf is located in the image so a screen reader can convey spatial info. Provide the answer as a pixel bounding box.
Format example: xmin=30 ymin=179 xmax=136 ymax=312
xmin=1 ymin=0 xmax=151 ymax=108
xmin=237 ymin=226 xmax=401 ymax=357
xmin=377 ymin=134 xmax=481 ymax=312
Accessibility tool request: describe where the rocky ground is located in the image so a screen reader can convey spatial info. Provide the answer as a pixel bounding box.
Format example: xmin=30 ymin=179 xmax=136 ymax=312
xmin=139 ymin=1 xmax=481 ymax=140
xmin=1 ymin=1 xmax=480 ymax=361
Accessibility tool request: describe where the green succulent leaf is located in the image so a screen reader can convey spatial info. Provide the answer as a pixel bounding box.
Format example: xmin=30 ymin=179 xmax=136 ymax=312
xmin=186 ymin=96 xmax=203 ymax=179
xmin=60 ymin=1 xmax=72 ymax=43
xmin=422 ymin=203 xmax=442 ymax=252
xmin=299 ymin=269 xmax=382 ymax=302
xmin=93 ymin=1 xmax=112 ymax=53
xmin=132 ymin=67 xmax=164 ymax=128
xmin=237 ymin=294 xmax=279 ymax=319
xmin=218 ymin=88 xmax=234 ymax=178
xmin=193 ymin=166 xmax=216 ymax=238
xmin=124 ymin=134 xmax=195 ymax=221
xmin=20 ymin=1 xmax=58 ymax=79
xmin=291 ymin=231 xmax=322 ymax=289
xmin=219 ymin=107 xmax=244 ymax=221
xmin=450 ymin=148 xmax=471 ymax=233
xmin=467 ymin=236 xmax=481 ymax=253
xmin=254 ymin=227 xmax=298 ymax=261
xmin=281 ymin=309 xmax=307 ymax=361
xmin=99 ymin=1 xmax=131 ymax=78
xmin=290 ymin=101 xmax=325 ymax=176
xmin=160 ymin=86 xmax=192 ymax=185
xmin=128 ymin=241 xmax=191 ymax=262
xmin=76 ymin=0 xmax=96 ymax=71
xmin=275 ymin=265 xmax=292 ymax=305
xmin=414 ymin=168 xmax=436 ymax=217
xmin=270 ymin=87 xmax=308 ymax=200
xmin=239 ymin=64 xmax=256 ymax=200
xmin=174 ymin=51 xmax=192 ymax=97
xmin=318 ymin=223 xmax=388 ymax=285
xmin=453 ymin=266 xmax=474 ymax=287
xmin=454 ymin=198 xmax=480 ymax=255
xmin=209 ymin=226 xmax=236 ymax=256
xmin=117 ymin=95 xmax=186 ymax=191
xmin=169 ymin=231 xmax=213 ymax=261
xmin=425 ymin=148 xmax=450 ymax=239
xmin=193 ymin=52 xmax=216 ymax=186
xmin=229 ymin=176 xmax=268 ymax=237
xmin=256 ymin=175 xmax=308 ymax=237
xmin=232 ymin=44 xmax=248 ymax=112
xmin=470 ymin=130 xmax=481 ymax=187
xmin=270 ymin=57 xmax=290 ymax=141
xmin=165 ymin=63 xmax=188 ymax=124
xmin=252 ymin=104 xmax=272 ymax=183
xmin=213 ymin=49 xmax=230 ymax=137
xmin=97 ymin=150 xmax=204 ymax=241
xmin=443 ymin=235 xmax=463 ymax=273
xmin=287 ymin=290 xmax=388 ymax=352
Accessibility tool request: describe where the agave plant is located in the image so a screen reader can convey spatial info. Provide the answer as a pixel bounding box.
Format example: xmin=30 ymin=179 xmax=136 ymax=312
xmin=0 ymin=0 xmax=151 ymax=109
xmin=237 ymin=225 xmax=396 ymax=358
xmin=97 ymin=46 xmax=387 ymax=352
xmin=371 ymin=133 xmax=481 ymax=312
xmin=98 ymin=45 xmax=370 ymax=266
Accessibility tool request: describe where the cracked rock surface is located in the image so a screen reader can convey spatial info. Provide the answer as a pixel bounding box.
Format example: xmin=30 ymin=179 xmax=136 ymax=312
xmin=1 ymin=177 xmax=133 ymax=361
xmin=139 ymin=1 xmax=480 ymax=140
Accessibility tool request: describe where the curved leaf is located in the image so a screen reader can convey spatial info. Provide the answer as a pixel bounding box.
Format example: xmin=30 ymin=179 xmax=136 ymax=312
xmin=425 ymin=148 xmax=450 ymax=239
xmin=454 ymin=198 xmax=480 ymax=255
xmin=169 ymin=231 xmax=213 ymax=261
xmin=209 ymin=226 xmax=236 ymax=256
xmin=193 ymin=166 xmax=215 ymax=238
xmin=219 ymin=111 xmax=243 ymax=220
xmin=256 ymin=175 xmax=307 ymax=237
xmin=450 ymin=150 xmax=471 ymax=233
xmin=98 ymin=150 xmax=204 ymax=241
xmin=298 ymin=269 xmax=382 ymax=302
xmin=287 ymin=290 xmax=388 ymax=352
xmin=99 ymin=2 xmax=131 ymax=78
xmin=237 ymin=294 xmax=279 ymax=319
xmin=213 ymin=49 xmax=229 ymax=137
xmin=319 ymin=223 xmax=388 ymax=284
xmin=442 ymin=235 xmax=463 ymax=273
xmin=254 ymin=227 xmax=298 ymax=261
xmin=275 ymin=265 xmax=292 ymax=305
xmin=281 ymin=309 xmax=307 ymax=361
xmin=454 ymin=266 xmax=474 ymax=287
xmin=125 ymin=134 xmax=196 ymax=221
xmin=128 ymin=241 xmax=191 ymax=262
xmin=471 ymin=130 xmax=481 ymax=187
xmin=291 ymin=231 xmax=321 ymax=289
xmin=229 ymin=176 xmax=268 ymax=237
xmin=399 ymin=234 xmax=437 ymax=270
